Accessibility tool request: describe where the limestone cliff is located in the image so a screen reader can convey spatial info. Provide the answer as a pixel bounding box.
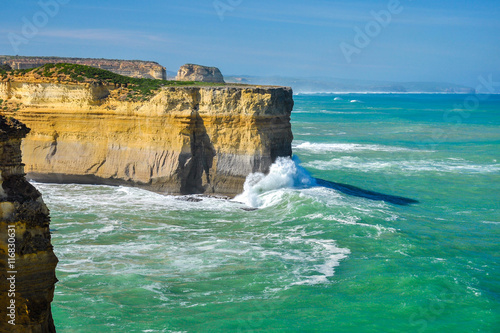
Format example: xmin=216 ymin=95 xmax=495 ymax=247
xmin=0 ymin=55 xmax=166 ymax=80
xmin=0 ymin=70 xmax=293 ymax=196
xmin=0 ymin=116 xmax=58 ymax=332
xmin=176 ymin=64 xmax=225 ymax=83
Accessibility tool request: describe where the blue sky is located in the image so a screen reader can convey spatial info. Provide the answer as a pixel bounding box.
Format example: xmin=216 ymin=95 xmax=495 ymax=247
xmin=1 ymin=0 xmax=499 ymax=86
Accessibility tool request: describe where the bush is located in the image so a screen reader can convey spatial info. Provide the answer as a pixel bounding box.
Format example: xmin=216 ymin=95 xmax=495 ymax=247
xmin=0 ymin=64 xmax=12 ymax=73
xmin=7 ymin=63 xmax=227 ymax=101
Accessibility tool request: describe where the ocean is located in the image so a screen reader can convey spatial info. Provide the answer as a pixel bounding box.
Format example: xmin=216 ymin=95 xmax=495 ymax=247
xmin=36 ymin=93 xmax=499 ymax=332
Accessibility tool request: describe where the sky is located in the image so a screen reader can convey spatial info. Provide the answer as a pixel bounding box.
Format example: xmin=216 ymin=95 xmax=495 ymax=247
xmin=1 ymin=0 xmax=499 ymax=87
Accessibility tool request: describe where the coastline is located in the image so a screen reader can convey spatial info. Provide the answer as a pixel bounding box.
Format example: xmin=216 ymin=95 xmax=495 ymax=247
xmin=293 ymin=91 xmax=500 ymax=95
xmin=0 ymin=65 xmax=295 ymax=197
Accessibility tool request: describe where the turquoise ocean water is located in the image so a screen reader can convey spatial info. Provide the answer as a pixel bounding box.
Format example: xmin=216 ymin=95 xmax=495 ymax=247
xmin=36 ymin=94 xmax=499 ymax=332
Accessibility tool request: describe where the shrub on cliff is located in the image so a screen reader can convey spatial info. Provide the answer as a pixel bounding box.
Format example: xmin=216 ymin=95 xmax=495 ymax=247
xmin=0 ymin=63 xmax=12 ymax=79
xmin=0 ymin=63 xmax=12 ymax=71
xmin=6 ymin=63 xmax=227 ymax=101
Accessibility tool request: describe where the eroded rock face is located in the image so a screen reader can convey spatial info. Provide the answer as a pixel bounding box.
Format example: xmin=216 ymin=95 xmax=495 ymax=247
xmin=176 ymin=64 xmax=225 ymax=83
xmin=0 ymin=55 xmax=166 ymax=80
xmin=0 ymin=81 xmax=293 ymax=197
xmin=0 ymin=116 xmax=58 ymax=332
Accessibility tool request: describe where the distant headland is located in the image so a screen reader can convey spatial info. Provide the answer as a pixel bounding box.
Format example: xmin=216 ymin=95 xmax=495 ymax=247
xmin=0 ymin=55 xmax=166 ymax=80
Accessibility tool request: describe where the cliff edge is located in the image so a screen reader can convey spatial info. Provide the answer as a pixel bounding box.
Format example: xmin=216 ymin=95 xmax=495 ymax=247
xmin=0 ymin=55 xmax=166 ymax=80
xmin=0 ymin=64 xmax=293 ymax=196
xmin=0 ymin=116 xmax=58 ymax=332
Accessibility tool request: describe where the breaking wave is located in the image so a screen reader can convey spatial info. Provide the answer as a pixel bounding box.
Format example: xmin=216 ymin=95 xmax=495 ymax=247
xmin=233 ymin=156 xmax=315 ymax=208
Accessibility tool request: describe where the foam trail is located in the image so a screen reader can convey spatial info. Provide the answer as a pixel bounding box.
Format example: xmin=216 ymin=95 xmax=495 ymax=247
xmin=233 ymin=156 xmax=315 ymax=208
xmin=294 ymin=142 xmax=415 ymax=153
xmin=234 ymin=156 xmax=418 ymax=207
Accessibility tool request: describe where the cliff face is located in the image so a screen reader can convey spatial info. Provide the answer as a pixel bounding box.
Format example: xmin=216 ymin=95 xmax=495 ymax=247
xmin=0 ymin=116 xmax=58 ymax=332
xmin=0 ymin=81 xmax=293 ymax=196
xmin=0 ymin=56 xmax=166 ymax=80
xmin=176 ymin=64 xmax=225 ymax=83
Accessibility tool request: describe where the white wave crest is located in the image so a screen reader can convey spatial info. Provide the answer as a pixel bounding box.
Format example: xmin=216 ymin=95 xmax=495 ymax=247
xmin=233 ymin=156 xmax=316 ymax=208
xmin=304 ymin=156 xmax=500 ymax=174
xmin=294 ymin=142 xmax=416 ymax=153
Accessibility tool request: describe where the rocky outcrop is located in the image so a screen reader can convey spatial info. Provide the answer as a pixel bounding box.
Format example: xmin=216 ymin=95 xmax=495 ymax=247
xmin=0 ymin=55 xmax=166 ymax=80
xmin=0 ymin=116 xmax=58 ymax=332
xmin=176 ymin=64 xmax=225 ymax=83
xmin=0 ymin=79 xmax=293 ymax=196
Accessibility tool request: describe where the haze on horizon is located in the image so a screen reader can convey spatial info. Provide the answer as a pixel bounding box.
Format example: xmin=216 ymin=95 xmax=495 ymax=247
xmin=1 ymin=0 xmax=499 ymax=89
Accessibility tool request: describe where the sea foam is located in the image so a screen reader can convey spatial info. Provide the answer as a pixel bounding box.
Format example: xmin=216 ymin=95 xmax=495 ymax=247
xmin=294 ymin=141 xmax=416 ymax=153
xmin=304 ymin=156 xmax=500 ymax=174
xmin=233 ymin=156 xmax=316 ymax=208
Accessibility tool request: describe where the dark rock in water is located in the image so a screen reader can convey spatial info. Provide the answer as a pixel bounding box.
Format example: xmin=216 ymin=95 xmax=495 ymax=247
xmin=175 ymin=194 xmax=234 ymax=203
xmin=240 ymin=207 xmax=258 ymax=211
xmin=0 ymin=115 xmax=58 ymax=333
xmin=176 ymin=196 xmax=203 ymax=202
xmin=203 ymin=194 xmax=232 ymax=200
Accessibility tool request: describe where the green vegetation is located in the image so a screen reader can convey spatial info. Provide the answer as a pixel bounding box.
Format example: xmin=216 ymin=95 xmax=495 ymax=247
xmin=1 ymin=63 xmax=258 ymax=103
xmin=0 ymin=97 xmax=21 ymax=113
xmin=6 ymin=63 xmax=227 ymax=100
xmin=0 ymin=64 xmax=11 ymax=72
xmin=0 ymin=64 xmax=11 ymax=79
xmin=2 ymin=67 xmax=32 ymax=79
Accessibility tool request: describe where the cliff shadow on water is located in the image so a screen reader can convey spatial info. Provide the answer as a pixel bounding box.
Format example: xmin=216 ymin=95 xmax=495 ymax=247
xmin=314 ymin=178 xmax=418 ymax=206
xmin=235 ymin=157 xmax=419 ymax=207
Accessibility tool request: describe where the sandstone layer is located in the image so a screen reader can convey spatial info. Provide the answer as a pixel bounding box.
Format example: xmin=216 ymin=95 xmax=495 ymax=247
xmin=0 ymin=56 xmax=166 ymax=80
xmin=176 ymin=64 xmax=225 ymax=83
xmin=0 ymin=116 xmax=58 ymax=332
xmin=0 ymin=79 xmax=293 ymax=196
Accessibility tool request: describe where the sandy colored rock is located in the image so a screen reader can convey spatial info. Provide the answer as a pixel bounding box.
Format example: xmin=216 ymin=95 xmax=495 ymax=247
xmin=0 ymin=55 xmax=166 ymax=80
xmin=0 ymin=115 xmax=58 ymax=333
xmin=0 ymin=78 xmax=293 ymax=197
xmin=176 ymin=64 xmax=225 ymax=83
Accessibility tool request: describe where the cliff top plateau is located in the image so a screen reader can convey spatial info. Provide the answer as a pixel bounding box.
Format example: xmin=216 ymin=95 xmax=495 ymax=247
xmin=0 ymin=55 xmax=166 ymax=80
xmin=0 ymin=63 xmax=259 ymax=103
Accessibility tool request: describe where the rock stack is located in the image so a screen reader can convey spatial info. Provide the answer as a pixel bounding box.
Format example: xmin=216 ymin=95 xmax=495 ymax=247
xmin=176 ymin=64 xmax=225 ymax=83
xmin=0 ymin=116 xmax=58 ymax=332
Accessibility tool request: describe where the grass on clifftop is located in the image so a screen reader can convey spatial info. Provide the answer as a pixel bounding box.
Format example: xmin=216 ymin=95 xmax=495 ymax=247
xmin=0 ymin=64 xmax=12 ymax=74
xmin=1 ymin=63 xmax=227 ymax=101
